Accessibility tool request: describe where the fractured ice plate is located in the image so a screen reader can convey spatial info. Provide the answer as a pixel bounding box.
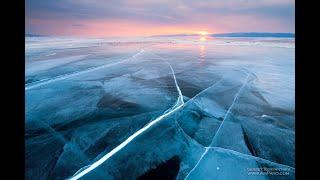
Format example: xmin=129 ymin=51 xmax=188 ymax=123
xmin=25 ymin=37 xmax=295 ymax=180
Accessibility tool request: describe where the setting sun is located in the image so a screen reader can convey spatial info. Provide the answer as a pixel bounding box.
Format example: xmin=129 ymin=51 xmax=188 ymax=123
xmin=198 ymin=31 xmax=209 ymax=35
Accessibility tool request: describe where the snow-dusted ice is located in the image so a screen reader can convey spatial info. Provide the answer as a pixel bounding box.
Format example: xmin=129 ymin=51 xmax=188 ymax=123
xmin=25 ymin=36 xmax=295 ymax=180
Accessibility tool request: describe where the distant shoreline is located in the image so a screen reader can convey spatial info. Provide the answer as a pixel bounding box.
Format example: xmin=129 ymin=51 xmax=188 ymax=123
xmin=151 ymin=32 xmax=295 ymax=38
xmin=211 ymin=32 xmax=294 ymax=38
xmin=26 ymin=32 xmax=295 ymax=39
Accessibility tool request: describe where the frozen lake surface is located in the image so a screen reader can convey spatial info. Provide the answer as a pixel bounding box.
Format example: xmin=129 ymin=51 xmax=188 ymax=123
xmin=25 ymin=36 xmax=295 ymax=180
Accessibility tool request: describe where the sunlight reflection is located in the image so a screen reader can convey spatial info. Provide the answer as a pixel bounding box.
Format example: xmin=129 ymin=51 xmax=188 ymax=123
xmin=199 ymin=45 xmax=206 ymax=64
xmin=199 ymin=36 xmax=207 ymax=41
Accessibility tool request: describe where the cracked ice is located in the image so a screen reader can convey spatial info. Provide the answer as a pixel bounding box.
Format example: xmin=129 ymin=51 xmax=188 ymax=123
xmin=25 ymin=36 xmax=295 ymax=180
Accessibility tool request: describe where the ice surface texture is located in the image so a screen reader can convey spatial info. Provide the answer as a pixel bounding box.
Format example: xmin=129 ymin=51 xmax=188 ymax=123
xmin=25 ymin=37 xmax=295 ymax=180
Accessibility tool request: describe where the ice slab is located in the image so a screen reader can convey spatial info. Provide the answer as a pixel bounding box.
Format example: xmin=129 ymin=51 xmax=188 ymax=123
xmin=185 ymin=147 xmax=294 ymax=180
xmin=25 ymin=36 xmax=295 ymax=180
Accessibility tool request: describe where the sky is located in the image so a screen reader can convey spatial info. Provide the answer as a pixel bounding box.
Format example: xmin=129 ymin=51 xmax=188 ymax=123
xmin=26 ymin=0 xmax=295 ymax=37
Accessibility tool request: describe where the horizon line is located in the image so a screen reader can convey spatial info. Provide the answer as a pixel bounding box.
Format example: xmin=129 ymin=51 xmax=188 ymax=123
xmin=25 ymin=31 xmax=295 ymax=39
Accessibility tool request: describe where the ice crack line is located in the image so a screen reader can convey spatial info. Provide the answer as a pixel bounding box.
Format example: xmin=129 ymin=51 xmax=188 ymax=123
xmin=172 ymin=78 xmax=226 ymax=148
xmin=68 ymin=51 xmax=185 ymax=180
xmin=25 ymin=49 xmax=145 ymax=91
xmin=68 ymin=105 xmax=185 ymax=180
xmin=168 ymin=62 xmax=184 ymax=105
xmin=184 ymin=73 xmax=251 ymax=180
xmin=208 ymin=147 xmax=295 ymax=169
xmin=210 ymin=73 xmax=251 ymax=144
xmin=184 ymin=147 xmax=209 ymax=180
xmin=146 ymin=51 xmax=184 ymax=105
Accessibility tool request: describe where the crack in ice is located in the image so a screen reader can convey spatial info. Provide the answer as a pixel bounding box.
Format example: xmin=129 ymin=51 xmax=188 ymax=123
xmin=174 ymin=117 xmax=204 ymax=148
xmin=146 ymin=51 xmax=184 ymax=106
xmin=171 ymin=78 xmax=226 ymax=148
xmin=210 ymin=74 xmax=251 ymax=145
xmin=183 ymin=146 xmax=294 ymax=180
xmin=184 ymin=73 xmax=251 ymax=180
xmin=207 ymin=147 xmax=295 ymax=169
xmin=184 ymin=147 xmax=209 ymax=180
xmin=68 ymin=106 xmax=185 ymax=180
xmin=68 ymin=50 xmax=185 ymax=180
xmin=25 ymin=49 xmax=145 ymax=91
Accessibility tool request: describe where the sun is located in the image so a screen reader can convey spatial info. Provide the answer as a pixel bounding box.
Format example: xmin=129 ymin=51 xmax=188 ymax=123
xmin=198 ymin=31 xmax=209 ymax=35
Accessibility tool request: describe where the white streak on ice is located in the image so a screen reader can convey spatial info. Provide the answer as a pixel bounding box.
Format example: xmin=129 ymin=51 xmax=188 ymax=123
xmin=168 ymin=62 xmax=184 ymax=105
xmin=184 ymin=147 xmax=209 ymax=180
xmin=172 ymin=78 xmax=226 ymax=148
xmin=25 ymin=49 xmax=145 ymax=91
xmin=184 ymin=74 xmax=251 ymax=180
xmin=45 ymin=53 xmax=56 ymax=56
xmin=210 ymin=74 xmax=251 ymax=144
xmin=146 ymin=51 xmax=184 ymax=105
xmin=68 ymin=51 xmax=185 ymax=180
xmin=69 ymin=106 xmax=185 ymax=180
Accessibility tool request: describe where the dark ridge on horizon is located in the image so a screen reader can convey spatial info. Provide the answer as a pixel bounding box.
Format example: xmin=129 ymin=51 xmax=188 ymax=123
xmin=25 ymin=33 xmax=46 ymax=37
xmin=150 ymin=32 xmax=294 ymax=38
xmin=211 ymin=32 xmax=295 ymax=38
